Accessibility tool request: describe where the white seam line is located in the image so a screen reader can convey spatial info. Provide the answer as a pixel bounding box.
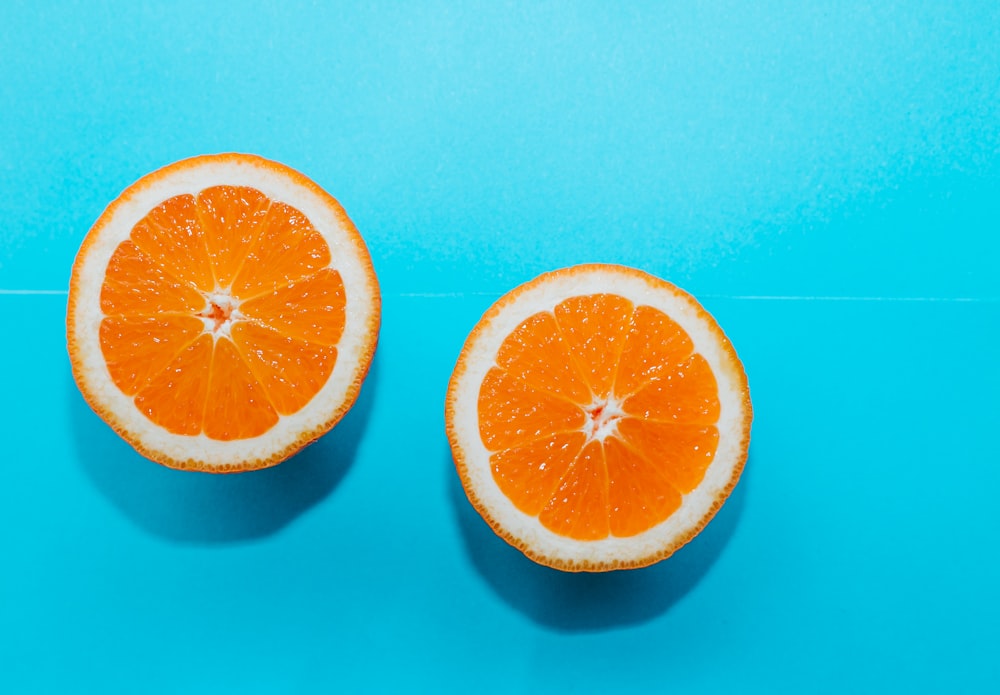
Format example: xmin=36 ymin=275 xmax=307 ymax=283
xmin=396 ymin=291 xmax=498 ymax=298
xmin=1 ymin=289 xmax=997 ymax=303
xmin=699 ymin=295 xmax=998 ymax=303
xmin=395 ymin=293 xmax=998 ymax=303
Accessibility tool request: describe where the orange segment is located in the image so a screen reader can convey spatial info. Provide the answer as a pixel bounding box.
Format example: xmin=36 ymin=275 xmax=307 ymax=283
xmin=99 ymin=190 xmax=344 ymax=442
xmin=99 ymin=315 xmax=205 ymax=396
xmin=239 ymin=268 xmax=346 ymax=346
xmin=196 ymin=185 xmax=271 ymax=287
xmin=130 ymin=194 xmax=215 ymax=293
xmin=617 ymin=418 xmax=719 ymax=494
xmin=203 ymin=339 xmax=279 ymax=440
xmin=604 ymin=436 xmax=682 ymax=537
xmin=553 ymin=294 xmax=634 ymax=399
xmin=490 ymin=431 xmax=587 ymax=516
xmin=478 ymin=367 xmax=587 ymax=450
xmin=476 ymin=294 xmax=720 ymax=543
xmin=538 ymin=440 xmax=610 ymax=541
xmin=495 ymin=311 xmax=591 ymax=404
xmin=231 ymin=321 xmax=337 ymax=415
xmin=474 ymin=292 xmax=721 ymax=544
xmin=614 ymin=304 xmax=695 ymax=397
xmin=100 ymin=241 xmax=206 ymax=316
xmin=622 ymin=354 xmax=721 ymax=425
xmin=134 ymin=334 xmax=214 ymax=436
xmin=230 ymin=201 xmax=332 ymax=299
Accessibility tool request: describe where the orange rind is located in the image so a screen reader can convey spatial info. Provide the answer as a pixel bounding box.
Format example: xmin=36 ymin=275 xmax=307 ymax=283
xmin=68 ymin=154 xmax=380 ymax=472
xmin=446 ymin=264 xmax=751 ymax=571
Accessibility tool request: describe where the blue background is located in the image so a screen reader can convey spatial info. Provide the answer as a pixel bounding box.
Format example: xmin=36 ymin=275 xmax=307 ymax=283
xmin=2 ymin=2 xmax=998 ymax=692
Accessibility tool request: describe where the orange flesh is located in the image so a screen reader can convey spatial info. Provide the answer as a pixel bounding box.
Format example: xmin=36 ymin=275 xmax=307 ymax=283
xmin=99 ymin=186 xmax=345 ymax=440
xmin=479 ymin=294 xmax=721 ymax=540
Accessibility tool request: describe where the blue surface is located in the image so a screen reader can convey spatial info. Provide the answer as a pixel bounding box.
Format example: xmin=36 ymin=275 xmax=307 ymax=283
xmin=2 ymin=2 xmax=998 ymax=692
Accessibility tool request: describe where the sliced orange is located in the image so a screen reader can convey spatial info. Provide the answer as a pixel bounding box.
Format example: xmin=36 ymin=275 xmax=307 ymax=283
xmin=68 ymin=154 xmax=380 ymax=472
xmin=446 ymin=264 xmax=752 ymax=571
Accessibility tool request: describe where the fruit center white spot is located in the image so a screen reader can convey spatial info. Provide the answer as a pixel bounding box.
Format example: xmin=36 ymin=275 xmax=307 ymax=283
xmin=584 ymin=396 xmax=625 ymax=442
xmin=198 ymin=292 xmax=241 ymax=338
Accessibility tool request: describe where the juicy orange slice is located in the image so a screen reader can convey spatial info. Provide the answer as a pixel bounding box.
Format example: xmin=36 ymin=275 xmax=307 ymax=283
xmin=446 ymin=264 xmax=751 ymax=571
xmin=68 ymin=154 xmax=380 ymax=472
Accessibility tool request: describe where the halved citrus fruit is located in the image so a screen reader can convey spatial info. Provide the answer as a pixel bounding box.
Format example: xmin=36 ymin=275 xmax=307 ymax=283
xmin=446 ymin=264 xmax=751 ymax=571
xmin=68 ymin=154 xmax=380 ymax=472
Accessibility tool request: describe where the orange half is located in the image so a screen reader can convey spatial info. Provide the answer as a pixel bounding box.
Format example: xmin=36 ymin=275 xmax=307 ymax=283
xmin=68 ymin=154 xmax=380 ymax=472
xmin=446 ymin=264 xmax=751 ymax=571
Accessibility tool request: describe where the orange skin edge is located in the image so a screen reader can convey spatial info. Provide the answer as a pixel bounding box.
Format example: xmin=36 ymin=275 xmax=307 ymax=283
xmin=444 ymin=263 xmax=752 ymax=572
xmin=67 ymin=153 xmax=381 ymax=473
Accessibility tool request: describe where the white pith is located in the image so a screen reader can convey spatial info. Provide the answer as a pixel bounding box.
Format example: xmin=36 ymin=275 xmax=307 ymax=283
xmin=70 ymin=157 xmax=379 ymax=469
xmin=584 ymin=395 xmax=625 ymax=443
xmin=198 ymin=290 xmax=241 ymax=339
xmin=448 ymin=267 xmax=750 ymax=568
